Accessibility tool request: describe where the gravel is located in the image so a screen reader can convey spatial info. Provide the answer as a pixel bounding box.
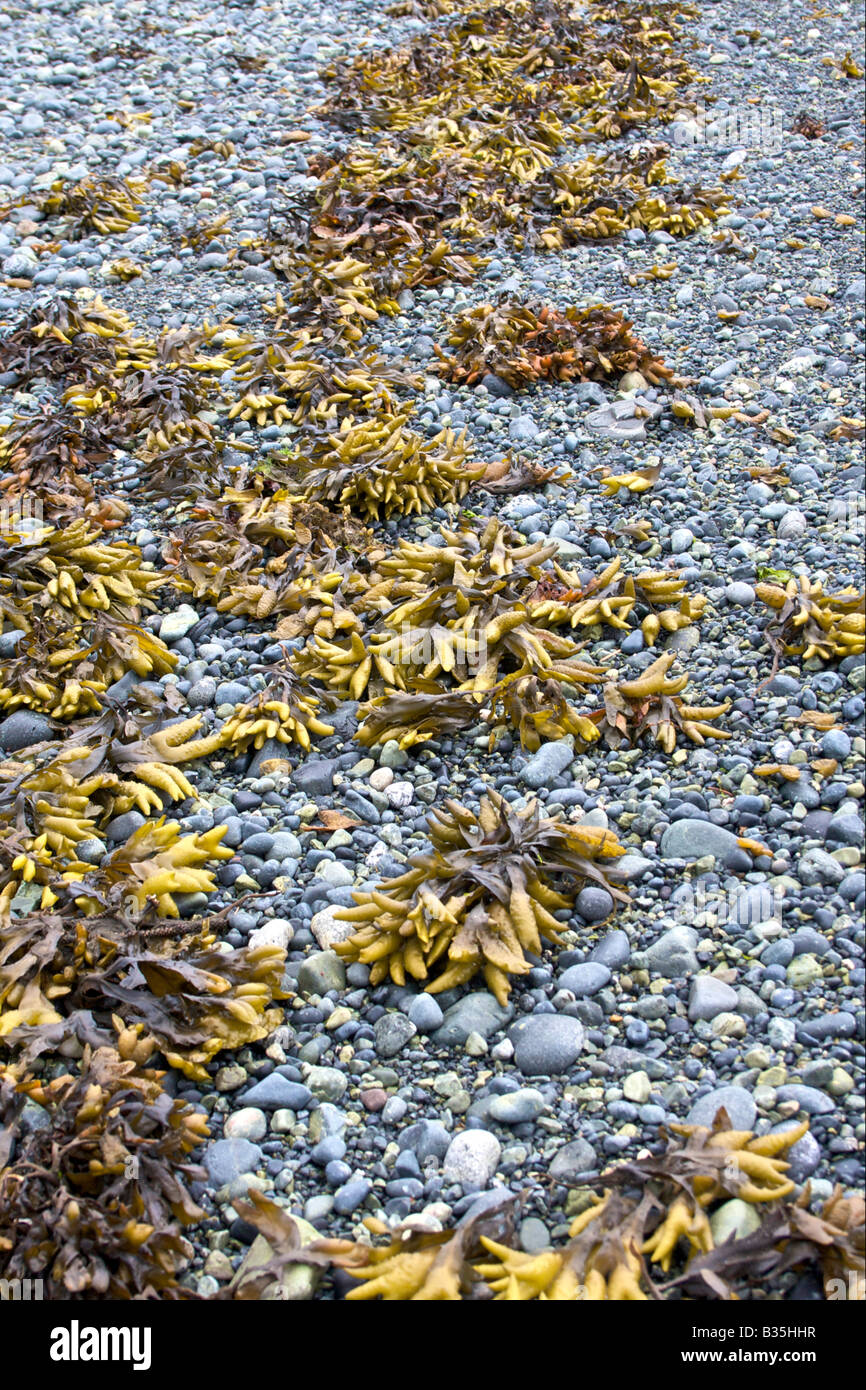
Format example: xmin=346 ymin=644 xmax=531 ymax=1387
xmin=1 ymin=0 xmax=863 ymax=1294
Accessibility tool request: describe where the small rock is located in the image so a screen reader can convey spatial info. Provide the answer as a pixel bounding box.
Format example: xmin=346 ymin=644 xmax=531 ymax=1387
xmin=443 ymin=1131 xmax=501 ymax=1189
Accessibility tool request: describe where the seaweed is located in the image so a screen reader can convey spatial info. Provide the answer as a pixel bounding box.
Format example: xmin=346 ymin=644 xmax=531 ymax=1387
xmin=36 ymin=176 xmax=145 ymax=239
xmin=0 ymin=1045 xmax=206 ymax=1298
xmin=588 ymin=653 xmax=731 ymax=754
xmin=756 ymin=576 xmax=866 ymax=677
xmin=435 ymin=301 xmax=676 ymax=388
xmin=333 ymin=790 xmax=629 ymax=1002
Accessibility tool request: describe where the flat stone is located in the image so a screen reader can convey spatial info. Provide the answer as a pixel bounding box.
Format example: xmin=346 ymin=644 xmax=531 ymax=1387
xmin=589 ymin=930 xmax=631 ymax=969
xmin=548 ymin=1138 xmax=597 ymax=1180
xmin=509 ymin=1014 xmax=585 ymax=1075
xmin=159 ymin=605 xmax=199 ymax=641
xmin=774 ymin=1085 xmax=835 ymax=1115
xmin=660 ymin=819 xmax=742 ymax=866
xmin=433 ymin=992 xmax=513 ymax=1047
xmin=293 ymin=758 xmax=338 ymax=797
xmin=204 ymin=1138 xmax=262 ymax=1186
xmin=645 ymin=924 xmax=699 ymax=977
xmin=488 ymin=1088 xmax=547 ymax=1124
xmin=374 ymin=1012 xmax=417 ymax=1058
xmin=297 ymin=950 xmax=346 ymax=995
xmin=771 ymin=1121 xmax=821 ymax=1182
xmin=519 ymin=739 xmax=575 ymax=789
xmin=407 ymin=994 xmax=444 ymax=1033
xmin=558 ymin=962 xmax=611 ymax=997
xmin=688 ymin=976 xmax=739 ymax=1022
xmin=622 ymin=1071 xmax=652 ymax=1104
xmin=397 ymin=1119 xmax=451 ymax=1160
xmin=0 ymin=711 xmax=57 ymax=751
xmin=243 ymin=1076 xmax=312 ymax=1111
xmin=686 ymin=1086 xmax=756 ymax=1131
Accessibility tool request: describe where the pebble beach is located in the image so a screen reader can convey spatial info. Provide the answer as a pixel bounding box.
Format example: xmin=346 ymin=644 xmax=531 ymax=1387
xmin=0 ymin=0 xmax=863 ymax=1303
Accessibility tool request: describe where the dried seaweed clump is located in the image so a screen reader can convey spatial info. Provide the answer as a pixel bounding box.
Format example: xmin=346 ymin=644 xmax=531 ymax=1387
xmin=36 ymin=176 xmax=145 ymax=238
xmin=0 ymin=517 xmax=163 ymax=633
xmin=0 ymin=889 xmax=289 ymax=1079
xmin=528 ymin=556 xmax=707 ymax=647
xmin=278 ymin=411 xmax=484 ymax=520
xmin=220 ymin=672 xmax=335 ymax=753
xmin=297 ymin=519 xmax=605 ymax=707
xmin=244 ymin=1112 xmax=863 ymax=1301
xmin=0 ymin=1045 xmax=206 ymax=1297
xmin=0 ymin=410 xmax=114 ymax=520
xmin=588 ymin=653 xmax=731 ymax=754
xmin=435 ymin=301 xmax=676 ymax=389
xmin=756 ymin=576 xmax=865 ymax=669
xmin=276 ymin=354 xmax=421 ymax=425
xmin=545 ymin=145 xmax=728 ymax=243
xmin=0 ymin=814 xmax=232 ymax=923
xmin=0 ymin=616 xmax=175 ymax=719
xmin=0 ymin=295 xmax=130 ymax=385
xmin=484 ymin=672 xmax=601 ymax=752
xmin=333 ymin=790 xmax=628 ymax=1003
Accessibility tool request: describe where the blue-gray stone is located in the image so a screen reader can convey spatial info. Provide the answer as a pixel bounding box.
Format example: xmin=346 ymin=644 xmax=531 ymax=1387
xmin=398 ymin=1120 xmax=451 ymax=1160
xmin=434 ymin=992 xmax=513 ymax=1047
xmin=774 ymin=1085 xmax=836 ymax=1115
xmin=243 ymin=1076 xmax=312 ymax=1111
xmin=645 ymin=925 xmax=699 ymax=977
xmin=0 ymin=711 xmax=57 ymax=751
xmin=688 ymin=976 xmax=739 ymax=1022
xmin=374 ymin=1012 xmax=417 ymax=1058
xmin=686 ymin=1087 xmax=756 ymax=1131
xmin=731 ymin=883 xmax=780 ymax=927
xmin=407 ymin=994 xmax=444 ymax=1033
xmin=311 ymin=1136 xmax=347 ymax=1166
xmin=762 ymin=939 xmax=794 ymax=967
xmin=293 ymin=759 xmax=338 ymax=796
xmin=488 ymin=1088 xmax=547 ymax=1125
xmin=558 ymin=962 xmax=611 ymax=997
xmin=660 ymin=819 xmax=742 ymax=866
xmin=821 ymin=730 xmax=852 ymax=761
xmin=519 ymin=739 xmax=575 ymax=789
xmin=589 ymin=930 xmax=630 ymax=969
xmin=509 ymin=1014 xmax=585 ymax=1075
xmin=575 ymin=887 xmax=615 ymax=922
xmin=333 ymin=1179 xmax=371 ymax=1215
xmin=548 ymin=1138 xmax=597 ymax=1179
xmin=204 ymin=1139 xmax=262 ymax=1186
xmin=826 ymin=817 xmax=864 ymax=848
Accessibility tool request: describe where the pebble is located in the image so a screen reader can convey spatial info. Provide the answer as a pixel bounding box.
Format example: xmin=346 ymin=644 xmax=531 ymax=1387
xmin=686 ymin=1087 xmax=757 ymax=1131
xmin=519 ymin=738 xmax=575 ymax=789
xmin=688 ymin=977 xmax=740 ymax=1022
xmin=374 ymin=1013 xmax=418 ymax=1057
xmin=443 ymin=1132 xmax=501 ymax=1189
xmin=488 ymin=1088 xmax=547 ymax=1124
xmin=509 ymin=1015 xmax=586 ymax=1075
